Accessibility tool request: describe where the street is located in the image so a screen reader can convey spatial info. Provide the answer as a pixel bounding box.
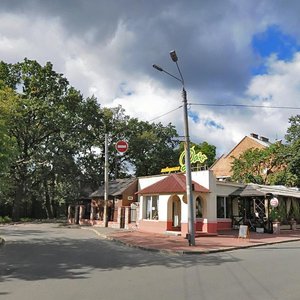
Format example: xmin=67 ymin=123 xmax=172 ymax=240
xmin=1 ymin=223 xmax=300 ymax=300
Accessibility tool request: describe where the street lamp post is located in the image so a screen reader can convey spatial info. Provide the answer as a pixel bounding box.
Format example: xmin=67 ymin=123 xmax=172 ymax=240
xmin=153 ymin=50 xmax=195 ymax=246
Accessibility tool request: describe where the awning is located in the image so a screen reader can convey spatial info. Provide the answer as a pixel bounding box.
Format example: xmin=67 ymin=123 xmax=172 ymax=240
xmin=230 ymin=183 xmax=300 ymax=199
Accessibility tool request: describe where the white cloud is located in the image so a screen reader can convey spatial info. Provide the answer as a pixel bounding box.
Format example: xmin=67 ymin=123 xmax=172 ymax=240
xmin=1 ymin=1 xmax=300 ymax=159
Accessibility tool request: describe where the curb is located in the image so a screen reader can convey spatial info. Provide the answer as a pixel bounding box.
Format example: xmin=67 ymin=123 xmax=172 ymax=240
xmin=82 ymin=227 xmax=300 ymax=255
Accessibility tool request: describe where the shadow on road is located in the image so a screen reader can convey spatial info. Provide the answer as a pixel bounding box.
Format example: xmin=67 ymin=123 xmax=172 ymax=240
xmin=0 ymin=225 xmax=242 ymax=282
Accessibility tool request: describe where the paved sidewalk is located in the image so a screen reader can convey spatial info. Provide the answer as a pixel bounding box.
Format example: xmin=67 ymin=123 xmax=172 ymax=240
xmin=83 ymin=226 xmax=300 ymax=255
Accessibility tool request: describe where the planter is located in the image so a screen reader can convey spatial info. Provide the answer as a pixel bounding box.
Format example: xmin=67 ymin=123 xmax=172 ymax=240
xmin=272 ymin=221 xmax=281 ymax=234
xmin=290 ymin=220 xmax=297 ymax=231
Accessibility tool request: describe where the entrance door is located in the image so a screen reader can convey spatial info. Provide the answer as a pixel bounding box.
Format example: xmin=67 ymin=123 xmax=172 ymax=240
xmin=172 ymin=198 xmax=181 ymax=228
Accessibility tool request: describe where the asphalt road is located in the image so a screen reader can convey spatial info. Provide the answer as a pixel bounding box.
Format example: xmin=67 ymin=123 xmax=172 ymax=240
xmin=1 ymin=223 xmax=300 ymax=300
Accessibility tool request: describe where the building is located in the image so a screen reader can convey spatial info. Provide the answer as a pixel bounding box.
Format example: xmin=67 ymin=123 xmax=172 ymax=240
xmin=137 ymin=170 xmax=244 ymax=235
xmin=68 ymin=178 xmax=138 ymax=228
xmin=210 ymin=133 xmax=271 ymax=179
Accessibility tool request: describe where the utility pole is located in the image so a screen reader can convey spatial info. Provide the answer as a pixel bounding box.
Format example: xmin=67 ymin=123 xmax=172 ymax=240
xmin=103 ymin=133 xmax=109 ymax=227
xmin=153 ymin=50 xmax=195 ymax=246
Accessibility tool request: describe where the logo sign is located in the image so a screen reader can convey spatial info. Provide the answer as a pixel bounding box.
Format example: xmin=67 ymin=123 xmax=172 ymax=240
xmin=179 ymin=146 xmax=207 ymax=172
xmin=161 ymin=166 xmax=181 ymax=173
xmin=115 ymin=140 xmax=128 ymax=153
xmin=270 ymin=197 xmax=279 ymax=208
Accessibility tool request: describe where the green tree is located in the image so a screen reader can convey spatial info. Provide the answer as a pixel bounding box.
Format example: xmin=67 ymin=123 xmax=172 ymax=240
xmin=231 ymin=143 xmax=293 ymax=185
xmin=285 ymin=115 xmax=300 ymax=186
xmin=125 ymin=119 xmax=179 ymax=176
xmin=0 ymin=59 xmax=104 ymax=220
xmin=0 ymin=59 xmax=183 ymax=220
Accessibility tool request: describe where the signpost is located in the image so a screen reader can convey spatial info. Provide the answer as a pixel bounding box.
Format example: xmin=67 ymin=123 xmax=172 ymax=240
xmin=116 ymin=140 xmax=128 ymax=153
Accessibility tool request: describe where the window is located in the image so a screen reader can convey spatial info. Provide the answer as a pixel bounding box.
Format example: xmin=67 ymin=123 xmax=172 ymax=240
xmin=195 ymin=197 xmax=203 ymax=218
xmin=144 ymin=196 xmax=159 ymax=220
xmin=217 ymin=196 xmax=231 ymax=218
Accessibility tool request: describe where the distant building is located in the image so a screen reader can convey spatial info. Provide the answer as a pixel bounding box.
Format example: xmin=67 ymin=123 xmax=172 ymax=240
xmin=210 ymin=133 xmax=271 ymax=180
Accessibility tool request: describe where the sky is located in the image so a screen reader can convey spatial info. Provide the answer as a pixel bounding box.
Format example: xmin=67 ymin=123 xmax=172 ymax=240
xmin=1 ymin=0 xmax=300 ymax=156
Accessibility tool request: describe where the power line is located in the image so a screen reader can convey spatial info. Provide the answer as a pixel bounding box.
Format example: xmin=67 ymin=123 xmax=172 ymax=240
xmin=189 ymin=103 xmax=300 ymax=110
xmin=148 ymin=102 xmax=300 ymax=123
xmin=148 ymin=105 xmax=182 ymax=122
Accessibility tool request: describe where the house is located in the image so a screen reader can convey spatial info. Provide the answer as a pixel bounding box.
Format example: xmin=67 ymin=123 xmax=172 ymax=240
xmin=68 ymin=178 xmax=138 ymax=228
xmin=210 ymin=133 xmax=271 ymax=179
xmin=137 ymin=170 xmax=244 ymax=235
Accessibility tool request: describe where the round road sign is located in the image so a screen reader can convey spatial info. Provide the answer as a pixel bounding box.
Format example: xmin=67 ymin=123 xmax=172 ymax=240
xmin=116 ymin=140 xmax=128 ymax=153
xmin=270 ymin=197 xmax=279 ymax=208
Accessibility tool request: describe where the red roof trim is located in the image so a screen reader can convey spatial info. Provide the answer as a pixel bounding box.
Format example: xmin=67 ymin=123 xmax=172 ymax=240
xmin=137 ymin=173 xmax=209 ymax=194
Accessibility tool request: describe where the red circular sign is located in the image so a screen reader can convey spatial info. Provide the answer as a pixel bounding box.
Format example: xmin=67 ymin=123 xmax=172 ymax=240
xmin=116 ymin=140 xmax=128 ymax=153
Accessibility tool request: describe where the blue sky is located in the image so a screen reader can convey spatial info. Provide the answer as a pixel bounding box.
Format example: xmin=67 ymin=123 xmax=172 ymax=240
xmin=251 ymin=25 xmax=300 ymax=75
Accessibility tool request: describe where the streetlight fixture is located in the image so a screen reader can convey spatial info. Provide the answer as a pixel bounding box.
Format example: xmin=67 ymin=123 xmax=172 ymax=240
xmin=153 ymin=50 xmax=195 ymax=246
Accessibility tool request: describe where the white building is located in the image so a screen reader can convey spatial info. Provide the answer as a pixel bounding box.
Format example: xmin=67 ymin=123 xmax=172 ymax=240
xmin=137 ymin=170 xmax=244 ymax=235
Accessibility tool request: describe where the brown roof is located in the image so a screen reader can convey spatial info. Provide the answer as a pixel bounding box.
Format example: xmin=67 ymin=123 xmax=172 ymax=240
xmin=137 ymin=173 xmax=209 ymax=194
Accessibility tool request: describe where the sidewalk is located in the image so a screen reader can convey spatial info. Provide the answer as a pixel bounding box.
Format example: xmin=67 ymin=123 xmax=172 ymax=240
xmin=83 ymin=226 xmax=300 ymax=255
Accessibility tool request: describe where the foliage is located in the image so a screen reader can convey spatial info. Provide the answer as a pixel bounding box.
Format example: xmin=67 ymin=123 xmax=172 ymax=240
xmin=269 ymin=208 xmax=281 ymax=222
xmin=285 ymin=115 xmax=300 ymax=186
xmin=231 ymin=142 xmax=292 ymax=185
xmin=125 ymin=119 xmax=179 ymax=176
xmin=0 ymin=59 xmax=183 ymax=220
xmin=0 ymin=216 xmax=12 ymax=223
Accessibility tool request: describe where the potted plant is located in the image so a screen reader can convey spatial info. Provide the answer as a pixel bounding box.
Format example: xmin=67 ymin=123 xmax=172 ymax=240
xmin=289 ymin=216 xmax=297 ymax=230
xmin=270 ymin=208 xmax=281 ymax=234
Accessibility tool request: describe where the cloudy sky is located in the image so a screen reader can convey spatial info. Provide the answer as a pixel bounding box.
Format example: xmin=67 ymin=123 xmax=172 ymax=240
xmin=1 ymin=0 xmax=300 ymax=156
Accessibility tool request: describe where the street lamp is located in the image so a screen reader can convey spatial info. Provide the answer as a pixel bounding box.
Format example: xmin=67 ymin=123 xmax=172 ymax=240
xmin=153 ymin=50 xmax=196 ymax=246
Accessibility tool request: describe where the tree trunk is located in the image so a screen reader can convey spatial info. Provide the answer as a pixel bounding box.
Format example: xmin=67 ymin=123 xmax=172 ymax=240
xmin=12 ymin=182 xmax=24 ymax=221
xmin=44 ymin=178 xmax=54 ymax=219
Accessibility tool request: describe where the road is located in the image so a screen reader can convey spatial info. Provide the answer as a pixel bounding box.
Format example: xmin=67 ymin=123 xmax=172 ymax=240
xmin=1 ymin=223 xmax=300 ymax=300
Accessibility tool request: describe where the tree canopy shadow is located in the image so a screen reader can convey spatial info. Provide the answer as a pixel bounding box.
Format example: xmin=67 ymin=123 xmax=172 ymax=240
xmin=0 ymin=225 xmax=241 ymax=282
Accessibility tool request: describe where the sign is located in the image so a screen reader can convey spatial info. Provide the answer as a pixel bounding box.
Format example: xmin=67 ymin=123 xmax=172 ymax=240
xmin=179 ymin=146 xmax=208 ymax=172
xmin=115 ymin=140 xmax=128 ymax=153
xmin=238 ymin=225 xmax=249 ymax=239
xmin=270 ymin=197 xmax=279 ymax=208
xmin=160 ymin=146 xmax=208 ymax=173
xmin=161 ymin=166 xmax=181 ymax=173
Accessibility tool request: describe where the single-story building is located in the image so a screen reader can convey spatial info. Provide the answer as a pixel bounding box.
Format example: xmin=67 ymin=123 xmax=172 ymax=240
xmin=69 ymin=170 xmax=300 ymax=236
xmin=137 ymin=170 xmax=244 ymax=235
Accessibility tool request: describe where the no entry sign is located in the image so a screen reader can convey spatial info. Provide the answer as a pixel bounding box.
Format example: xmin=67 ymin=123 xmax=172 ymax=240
xmin=115 ymin=140 xmax=128 ymax=153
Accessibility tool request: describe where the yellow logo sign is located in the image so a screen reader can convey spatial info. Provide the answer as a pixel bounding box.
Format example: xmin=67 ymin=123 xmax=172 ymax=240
xmin=160 ymin=166 xmax=181 ymax=173
xmin=179 ymin=146 xmax=207 ymax=172
xmin=161 ymin=147 xmax=208 ymax=173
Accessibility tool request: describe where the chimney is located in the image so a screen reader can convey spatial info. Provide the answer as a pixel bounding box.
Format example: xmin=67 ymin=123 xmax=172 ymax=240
xmin=259 ymin=136 xmax=269 ymax=143
xmin=250 ymin=133 xmax=258 ymax=139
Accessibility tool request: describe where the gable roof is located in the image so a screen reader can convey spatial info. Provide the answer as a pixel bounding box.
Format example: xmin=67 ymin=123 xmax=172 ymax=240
xmin=90 ymin=178 xmax=137 ymax=198
xmin=137 ymin=173 xmax=209 ymax=194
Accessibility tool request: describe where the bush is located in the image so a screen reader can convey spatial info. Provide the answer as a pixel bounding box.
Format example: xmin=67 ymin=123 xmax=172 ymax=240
xmin=0 ymin=216 xmax=12 ymax=223
xmin=20 ymin=217 xmax=32 ymax=222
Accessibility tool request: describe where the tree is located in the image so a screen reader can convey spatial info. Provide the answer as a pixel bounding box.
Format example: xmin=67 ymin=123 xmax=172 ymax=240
xmin=231 ymin=142 xmax=294 ymax=185
xmin=285 ymin=115 xmax=300 ymax=186
xmin=125 ymin=119 xmax=179 ymax=176
xmin=0 ymin=59 xmax=183 ymax=220
xmin=0 ymin=59 xmax=105 ymax=220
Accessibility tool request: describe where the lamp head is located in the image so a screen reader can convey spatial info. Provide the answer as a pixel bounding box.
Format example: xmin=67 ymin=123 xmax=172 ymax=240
xmin=170 ymin=50 xmax=178 ymax=62
xmin=153 ymin=64 xmax=163 ymax=72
